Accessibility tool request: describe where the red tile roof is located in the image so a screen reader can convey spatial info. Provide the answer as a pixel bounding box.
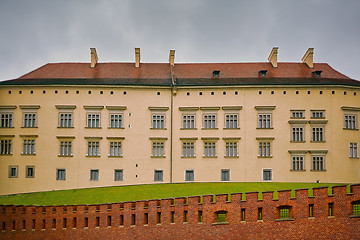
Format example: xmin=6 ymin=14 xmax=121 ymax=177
xmin=1 ymin=62 xmax=359 ymax=87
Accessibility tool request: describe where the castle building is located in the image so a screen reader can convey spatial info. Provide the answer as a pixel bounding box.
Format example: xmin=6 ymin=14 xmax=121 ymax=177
xmin=0 ymin=47 xmax=359 ymax=195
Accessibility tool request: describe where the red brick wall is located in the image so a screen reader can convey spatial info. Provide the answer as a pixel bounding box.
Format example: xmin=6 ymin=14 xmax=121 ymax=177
xmin=1 ymin=184 xmax=360 ymax=240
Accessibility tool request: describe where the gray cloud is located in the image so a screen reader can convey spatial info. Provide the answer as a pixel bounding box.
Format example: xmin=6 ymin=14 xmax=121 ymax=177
xmin=0 ymin=0 xmax=359 ymax=80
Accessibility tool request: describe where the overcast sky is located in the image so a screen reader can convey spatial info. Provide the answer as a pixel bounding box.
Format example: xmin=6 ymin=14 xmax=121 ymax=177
xmin=0 ymin=0 xmax=359 ymax=81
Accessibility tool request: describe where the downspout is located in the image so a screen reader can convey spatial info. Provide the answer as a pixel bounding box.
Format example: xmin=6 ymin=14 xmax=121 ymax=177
xmin=170 ymin=66 xmax=175 ymax=183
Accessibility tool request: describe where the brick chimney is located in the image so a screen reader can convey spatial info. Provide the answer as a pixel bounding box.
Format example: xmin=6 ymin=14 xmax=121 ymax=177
xmin=90 ymin=48 xmax=98 ymax=68
xmin=268 ymin=47 xmax=278 ymax=68
xmin=169 ymin=50 xmax=175 ymax=67
xmin=301 ymin=48 xmax=314 ymax=68
xmin=135 ymin=48 xmax=140 ymax=68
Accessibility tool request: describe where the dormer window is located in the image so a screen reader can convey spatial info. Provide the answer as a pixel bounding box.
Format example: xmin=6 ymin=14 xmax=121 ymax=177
xmin=259 ymin=70 xmax=267 ymax=77
xmin=213 ymin=70 xmax=220 ymax=77
xmin=312 ymin=71 xmax=322 ymax=77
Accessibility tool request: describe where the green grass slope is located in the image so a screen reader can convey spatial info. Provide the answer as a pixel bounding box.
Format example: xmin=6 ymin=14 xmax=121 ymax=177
xmin=0 ymin=182 xmax=345 ymax=206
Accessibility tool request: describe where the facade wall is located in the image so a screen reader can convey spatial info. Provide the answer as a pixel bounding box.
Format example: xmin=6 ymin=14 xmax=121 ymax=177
xmin=0 ymin=185 xmax=360 ymax=239
xmin=0 ymin=85 xmax=360 ymax=195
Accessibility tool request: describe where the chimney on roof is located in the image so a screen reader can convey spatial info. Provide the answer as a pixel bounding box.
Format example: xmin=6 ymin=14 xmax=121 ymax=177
xmin=135 ymin=48 xmax=140 ymax=68
xmin=169 ymin=50 xmax=175 ymax=67
xmin=90 ymin=48 xmax=98 ymax=68
xmin=267 ymin=47 xmax=278 ymax=68
xmin=301 ymin=48 xmax=314 ymax=68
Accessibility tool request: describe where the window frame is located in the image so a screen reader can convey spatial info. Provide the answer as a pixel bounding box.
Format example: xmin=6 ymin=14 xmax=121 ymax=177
xmin=255 ymin=106 xmax=275 ymax=129
xmin=0 ymin=138 xmax=13 ymax=155
xmin=26 ymin=166 xmax=35 ymax=178
xmin=21 ymin=136 xmax=37 ymax=155
xmin=181 ymin=138 xmax=197 ymax=158
xmin=90 ymin=169 xmax=99 ymax=181
xmin=262 ymin=169 xmax=272 ymax=181
xmin=85 ymin=137 xmax=102 ymax=157
xmin=9 ymin=165 xmax=18 ymax=178
xmin=350 ymin=142 xmax=359 ymax=158
xmin=56 ymin=105 xmax=76 ymax=128
xmin=185 ymin=169 xmax=194 ymax=182
xmin=203 ymin=140 xmax=217 ymax=158
xmin=342 ymin=107 xmax=359 ymax=130
xmin=310 ymin=110 xmax=325 ymax=119
xmin=224 ymin=139 xmax=240 ymax=158
xmin=149 ymin=107 xmax=169 ymax=130
xmin=200 ymin=107 xmax=220 ymax=129
xmin=257 ymin=137 xmax=274 ymax=158
xmin=56 ymin=169 xmax=66 ymax=181
xmin=107 ymin=106 xmax=126 ymax=129
xmin=311 ymin=125 xmax=325 ymax=142
xmin=311 ymin=154 xmax=326 ymax=171
xmin=289 ymin=122 xmax=306 ymax=142
xmin=290 ymin=110 xmax=305 ymax=119
xmin=182 ymin=114 xmax=196 ymax=129
xmin=154 ymin=170 xmax=163 ymax=182
xmin=84 ymin=106 xmax=103 ymax=129
xmin=221 ymin=169 xmax=230 ymax=182
xmin=291 ymin=155 xmax=305 ymax=171
xmin=114 ymin=169 xmax=123 ymax=181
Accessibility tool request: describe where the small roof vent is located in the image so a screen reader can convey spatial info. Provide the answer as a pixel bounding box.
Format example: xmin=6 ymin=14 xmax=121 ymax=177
xmin=312 ymin=70 xmax=322 ymax=77
xmin=213 ymin=70 xmax=220 ymax=77
xmin=259 ymin=70 xmax=267 ymax=77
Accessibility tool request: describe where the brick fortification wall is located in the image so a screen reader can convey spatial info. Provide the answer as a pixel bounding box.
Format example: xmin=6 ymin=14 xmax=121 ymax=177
xmin=1 ymin=185 xmax=360 ymax=240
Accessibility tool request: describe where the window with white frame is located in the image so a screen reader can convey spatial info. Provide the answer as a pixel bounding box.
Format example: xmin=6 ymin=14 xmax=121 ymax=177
xmin=291 ymin=110 xmax=305 ymax=119
xmin=114 ymin=169 xmax=123 ymax=181
xmin=9 ymin=165 xmax=18 ymax=178
xmin=258 ymin=140 xmax=271 ymax=157
xmin=56 ymin=169 xmax=66 ymax=180
xmin=263 ymin=169 xmax=272 ymax=181
xmin=350 ymin=143 xmax=358 ymax=158
xmin=0 ymin=139 xmax=12 ymax=155
xmin=204 ymin=142 xmax=216 ymax=157
xmin=225 ymin=142 xmax=238 ymax=157
xmin=182 ymin=115 xmax=195 ymax=129
xmin=221 ymin=169 xmax=230 ymax=181
xmin=291 ymin=155 xmax=305 ymax=171
xmin=203 ymin=114 xmax=216 ymax=129
xmin=0 ymin=113 xmax=13 ymax=128
xmin=291 ymin=126 xmax=305 ymax=142
xmin=110 ymin=141 xmax=122 ymax=157
xmin=182 ymin=141 xmax=195 ymax=157
xmin=59 ymin=141 xmax=72 ymax=156
xmin=312 ymin=155 xmax=325 ymax=171
xmin=59 ymin=113 xmax=73 ymax=128
xmin=110 ymin=114 xmax=122 ymax=128
xmin=311 ymin=110 xmax=325 ymax=119
xmin=90 ymin=169 xmax=99 ymax=181
xmin=345 ymin=114 xmax=357 ymax=130
xmin=152 ymin=142 xmax=164 ymax=157
xmin=20 ymin=105 xmax=39 ymax=128
xmin=255 ymin=106 xmax=275 ymax=129
xmin=225 ymin=114 xmax=238 ymax=128
xmin=84 ymin=106 xmax=103 ymax=128
xmin=154 ymin=170 xmax=163 ymax=182
xmin=312 ymin=126 xmax=324 ymax=142
xmin=87 ymin=141 xmax=100 ymax=156
xmin=185 ymin=170 xmax=194 ymax=182
xmin=149 ymin=107 xmax=168 ymax=129
xmin=23 ymin=139 xmax=35 ymax=155
xmin=26 ymin=166 xmax=35 ymax=178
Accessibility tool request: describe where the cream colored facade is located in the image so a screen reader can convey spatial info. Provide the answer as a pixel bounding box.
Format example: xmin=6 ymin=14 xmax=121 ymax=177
xmin=0 ymin=48 xmax=359 ymax=195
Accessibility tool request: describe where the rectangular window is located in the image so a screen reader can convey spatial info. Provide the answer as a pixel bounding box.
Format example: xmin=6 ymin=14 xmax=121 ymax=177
xmin=57 ymin=169 xmax=66 ymax=180
xmin=221 ymin=169 xmax=230 ymax=181
xmin=26 ymin=166 xmax=35 ymax=178
xmin=23 ymin=113 xmax=37 ymax=127
xmin=114 ymin=169 xmax=123 ymax=181
xmin=0 ymin=113 xmax=13 ymax=128
xmin=182 ymin=142 xmax=194 ymax=157
xmin=23 ymin=140 xmax=35 ymax=155
xmin=263 ymin=169 xmax=272 ymax=181
xmin=204 ymin=142 xmax=216 ymax=157
xmin=203 ymin=114 xmax=216 ymax=128
xmin=258 ymin=114 xmax=271 ymax=128
xmin=87 ymin=113 xmax=100 ymax=128
xmin=185 ymin=170 xmax=194 ymax=182
xmin=311 ymin=111 xmax=325 ymax=119
xmin=353 ymin=203 xmax=360 ymax=215
xmin=280 ymin=208 xmax=290 ymax=219
xmin=152 ymin=115 xmax=165 ymax=129
xmin=87 ymin=141 xmax=100 ymax=156
xmin=312 ymin=127 xmax=324 ymax=142
xmin=258 ymin=142 xmax=271 ymax=157
xmin=225 ymin=142 xmax=237 ymax=157
xmin=258 ymin=208 xmax=263 ymax=220
xmin=345 ymin=114 xmax=357 ymax=129
xmin=0 ymin=140 xmax=12 ymax=155
xmin=328 ymin=203 xmax=333 ymax=216
xmin=90 ymin=169 xmax=99 ymax=181
xmin=154 ymin=170 xmax=163 ymax=182
xmin=110 ymin=142 xmax=121 ymax=157
xmin=152 ymin=142 xmax=164 ymax=157
xmin=182 ymin=115 xmax=195 ymax=129
xmin=59 ymin=113 xmax=73 ymax=127
xmin=312 ymin=156 xmax=325 ymax=171
xmin=9 ymin=165 xmax=18 ymax=178
xmin=350 ymin=143 xmax=358 ymax=158
xmin=309 ymin=204 xmax=314 ymax=218
xmin=291 ymin=127 xmax=304 ymax=142
xmin=225 ymin=114 xmax=238 ymax=128
xmin=292 ymin=156 xmax=304 ymax=171
xmin=60 ymin=141 xmax=72 ymax=156
xmin=291 ymin=110 xmax=304 ymax=119
xmin=110 ymin=114 xmax=122 ymax=128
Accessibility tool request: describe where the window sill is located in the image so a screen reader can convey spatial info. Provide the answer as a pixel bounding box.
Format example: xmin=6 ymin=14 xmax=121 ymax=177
xmin=180 ymin=128 xmax=197 ymax=130
xmin=275 ymin=218 xmax=294 ymax=222
xmin=350 ymin=157 xmax=359 ymax=159
xmin=224 ymin=156 xmax=239 ymax=158
xmin=290 ymin=170 xmax=306 ymax=172
xmin=85 ymin=127 xmax=102 ymax=129
xmin=258 ymin=156 xmax=272 ymax=158
xmin=151 ymin=156 xmax=166 ymax=158
xmin=256 ymin=127 xmax=273 ymax=129
xmin=212 ymin=222 xmax=229 ymax=225
xmin=21 ymin=153 xmax=36 ymax=156
xmin=108 ymin=155 xmax=123 ymax=158
xmin=58 ymin=155 xmax=73 ymax=157
xmin=0 ymin=154 xmax=12 ymax=156
xmin=108 ymin=127 xmax=125 ymax=129
xmin=57 ymin=127 xmax=74 ymax=129
xmin=0 ymin=127 xmax=14 ymax=128
xmin=201 ymin=128 xmax=218 ymax=130
xmin=86 ymin=155 xmax=101 ymax=158
xmin=223 ymin=127 xmax=240 ymax=130
xmin=310 ymin=170 xmax=326 ymax=172
xmin=21 ymin=127 xmax=38 ymax=128
xmin=343 ymin=128 xmax=359 ymax=131
xmin=310 ymin=141 xmax=326 ymax=143
xmin=150 ymin=128 xmax=167 ymax=130
xmin=290 ymin=141 xmax=306 ymax=143
xmin=349 ymin=214 xmax=360 ymax=218
xmin=181 ymin=156 xmax=196 ymax=158
xmin=203 ymin=156 xmax=217 ymax=158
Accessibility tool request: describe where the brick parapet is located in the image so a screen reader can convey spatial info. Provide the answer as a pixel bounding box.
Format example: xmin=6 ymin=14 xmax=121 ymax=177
xmin=1 ymin=185 xmax=360 ymax=239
